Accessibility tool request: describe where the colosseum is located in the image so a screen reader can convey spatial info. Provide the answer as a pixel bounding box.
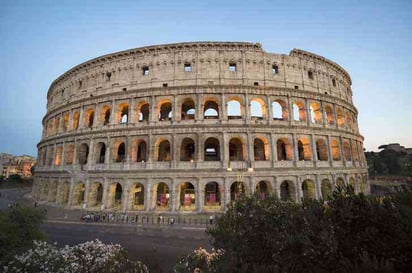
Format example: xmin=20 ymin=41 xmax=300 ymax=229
xmin=33 ymin=41 xmax=369 ymax=214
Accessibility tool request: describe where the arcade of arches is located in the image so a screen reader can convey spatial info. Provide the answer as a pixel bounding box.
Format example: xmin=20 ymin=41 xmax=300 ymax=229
xmin=33 ymin=175 xmax=368 ymax=212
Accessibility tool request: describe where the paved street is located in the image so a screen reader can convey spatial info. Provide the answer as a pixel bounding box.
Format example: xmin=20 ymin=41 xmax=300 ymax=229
xmin=0 ymin=187 xmax=212 ymax=273
xmin=42 ymin=221 xmax=210 ymax=272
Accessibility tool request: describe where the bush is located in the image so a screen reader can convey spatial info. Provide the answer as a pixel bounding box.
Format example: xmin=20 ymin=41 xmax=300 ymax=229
xmin=0 ymin=205 xmax=45 ymax=264
xmin=3 ymin=239 xmax=149 ymax=273
xmin=182 ymin=187 xmax=412 ymax=273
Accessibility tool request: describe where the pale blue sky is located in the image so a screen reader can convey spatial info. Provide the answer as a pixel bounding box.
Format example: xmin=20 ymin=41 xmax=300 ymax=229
xmin=0 ymin=0 xmax=411 ymax=156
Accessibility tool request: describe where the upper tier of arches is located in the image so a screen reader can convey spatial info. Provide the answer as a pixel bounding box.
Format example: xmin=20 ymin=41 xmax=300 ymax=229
xmin=46 ymin=43 xmax=353 ymax=112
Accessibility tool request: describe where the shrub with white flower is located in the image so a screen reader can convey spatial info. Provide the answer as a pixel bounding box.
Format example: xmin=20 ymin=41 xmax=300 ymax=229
xmin=3 ymin=239 xmax=148 ymax=273
xmin=174 ymin=247 xmax=224 ymax=273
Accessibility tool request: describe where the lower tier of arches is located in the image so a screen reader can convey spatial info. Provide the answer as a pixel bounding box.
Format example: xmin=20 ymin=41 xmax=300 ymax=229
xmin=33 ymin=170 xmax=369 ymax=213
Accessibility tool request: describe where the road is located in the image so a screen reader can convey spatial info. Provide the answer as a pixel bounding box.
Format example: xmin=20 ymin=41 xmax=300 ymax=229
xmin=42 ymin=221 xmax=211 ymax=273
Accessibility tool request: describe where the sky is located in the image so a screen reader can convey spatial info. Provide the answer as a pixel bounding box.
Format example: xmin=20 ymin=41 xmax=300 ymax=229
xmin=0 ymin=0 xmax=411 ymax=156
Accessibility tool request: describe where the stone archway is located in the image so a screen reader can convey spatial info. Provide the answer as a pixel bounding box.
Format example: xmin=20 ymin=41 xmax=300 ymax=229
xmin=178 ymin=182 xmax=196 ymax=211
xmin=107 ymin=183 xmax=123 ymax=209
xmin=302 ymin=179 xmax=316 ymax=200
xmin=72 ymin=182 xmax=85 ymax=206
xmin=321 ymin=179 xmax=332 ymax=200
xmin=88 ymin=182 xmax=103 ymax=207
xmin=153 ymin=182 xmax=170 ymax=211
xmin=256 ymin=181 xmax=271 ymax=199
xmin=204 ymin=182 xmax=221 ymax=210
xmin=129 ymin=183 xmax=145 ymax=210
xmin=230 ymin=181 xmax=246 ymax=202
xmin=280 ymin=180 xmax=295 ymax=201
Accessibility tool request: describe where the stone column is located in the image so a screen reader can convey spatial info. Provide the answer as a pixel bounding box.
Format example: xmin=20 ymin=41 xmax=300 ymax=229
xmin=84 ymin=178 xmax=90 ymax=208
xmin=145 ymin=180 xmax=151 ymax=212
xmin=101 ymin=177 xmax=109 ymax=210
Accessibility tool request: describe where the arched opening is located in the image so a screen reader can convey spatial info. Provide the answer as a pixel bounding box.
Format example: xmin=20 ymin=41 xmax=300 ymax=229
xmin=250 ymin=98 xmax=265 ymax=120
xmin=129 ymin=183 xmax=144 ymax=210
xmin=46 ymin=147 xmax=54 ymax=166
xmin=157 ymin=140 xmax=171 ymax=161
xmin=49 ymin=181 xmax=58 ymax=202
xmin=277 ymin=138 xmax=292 ymax=161
xmin=181 ymin=99 xmax=196 ymax=120
xmin=153 ymin=182 xmax=169 ymax=210
xmin=309 ymin=102 xmax=322 ymax=124
xmin=63 ymin=112 xmax=69 ymax=132
xmin=256 ymin=181 xmax=271 ymax=199
xmin=55 ymin=146 xmax=63 ymax=166
xmin=72 ymin=111 xmax=80 ymax=130
xmin=336 ymin=108 xmax=345 ymax=127
xmin=136 ymin=141 xmax=147 ymax=162
xmin=349 ymin=177 xmax=356 ymax=193
xmin=101 ymin=106 xmax=111 ymax=125
xmin=316 ymin=139 xmax=328 ymax=161
xmin=321 ymin=179 xmax=332 ymax=200
xmin=116 ymin=142 xmax=126 ymax=163
xmin=83 ymin=108 xmax=95 ymax=128
xmin=331 ymin=140 xmax=341 ymax=161
xmin=118 ymin=104 xmax=129 ymax=124
xmin=227 ymin=99 xmax=242 ymax=119
xmin=254 ymin=138 xmax=268 ymax=161
xmin=280 ymin=180 xmax=295 ymax=201
xmin=272 ymin=100 xmax=287 ymax=120
xmin=298 ymin=138 xmax=311 ymax=161
xmin=61 ymin=181 xmax=70 ymax=204
xmin=229 ymin=138 xmax=244 ymax=161
xmin=324 ymin=105 xmax=334 ymax=125
xmin=336 ymin=177 xmax=345 ymax=188
xmin=54 ymin=117 xmax=60 ymax=134
xmin=204 ymin=182 xmax=221 ymax=209
xmin=88 ymin=182 xmax=103 ymax=207
xmin=179 ymin=182 xmax=196 ymax=211
xmin=343 ymin=142 xmax=352 ymax=161
xmin=302 ymin=179 xmax=316 ymax=200
xmin=180 ymin=138 xmax=195 ymax=161
xmin=204 ymin=137 xmax=220 ymax=161
xmin=73 ymin=182 xmax=85 ymax=206
xmin=138 ymin=103 xmax=149 ymax=122
xmin=78 ymin=143 xmax=89 ymax=165
xmin=203 ymin=100 xmax=219 ymax=119
xmin=113 ymin=183 xmax=123 ymax=208
xmin=95 ymin=142 xmax=106 ymax=164
xmin=64 ymin=144 xmax=75 ymax=165
xmin=159 ymin=101 xmax=172 ymax=121
xmin=292 ymin=102 xmax=306 ymax=122
xmin=230 ymin=181 xmax=246 ymax=202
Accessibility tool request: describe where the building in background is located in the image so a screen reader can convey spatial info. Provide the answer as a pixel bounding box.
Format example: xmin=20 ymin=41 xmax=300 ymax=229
xmin=0 ymin=153 xmax=36 ymax=178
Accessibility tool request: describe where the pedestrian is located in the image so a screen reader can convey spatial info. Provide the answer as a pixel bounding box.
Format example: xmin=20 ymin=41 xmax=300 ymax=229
xmin=7 ymin=203 xmax=12 ymax=209
xmin=209 ymin=215 xmax=214 ymax=225
xmin=169 ymin=217 xmax=174 ymax=225
xmin=34 ymin=202 xmax=37 ymax=208
xmin=135 ymin=214 xmax=138 ymax=224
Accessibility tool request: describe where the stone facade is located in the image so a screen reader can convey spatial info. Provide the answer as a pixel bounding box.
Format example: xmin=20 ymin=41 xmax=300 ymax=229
xmin=33 ymin=42 xmax=368 ymax=213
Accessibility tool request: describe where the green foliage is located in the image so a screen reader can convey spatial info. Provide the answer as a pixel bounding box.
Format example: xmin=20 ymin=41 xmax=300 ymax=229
xmin=203 ymin=187 xmax=412 ymax=273
xmin=0 ymin=205 xmax=46 ymax=264
xmin=365 ymin=150 xmax=412 ymax=176
xmin=7 ymin=174 xmax=23 ymax=183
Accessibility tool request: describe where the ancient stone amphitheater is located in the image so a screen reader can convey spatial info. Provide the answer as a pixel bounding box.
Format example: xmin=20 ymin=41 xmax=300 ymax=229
xmin=33 ymin=42 xmax=368 ymax=213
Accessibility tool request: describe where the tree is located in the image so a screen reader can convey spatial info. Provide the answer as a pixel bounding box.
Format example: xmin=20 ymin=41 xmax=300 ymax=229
xmin=201 ymin=188 xmax=412 ymax=273
xmin=0 ymin=205 xmax=46 ymax=264
xmin=7 ymin=174 xmax=23 ymax=183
